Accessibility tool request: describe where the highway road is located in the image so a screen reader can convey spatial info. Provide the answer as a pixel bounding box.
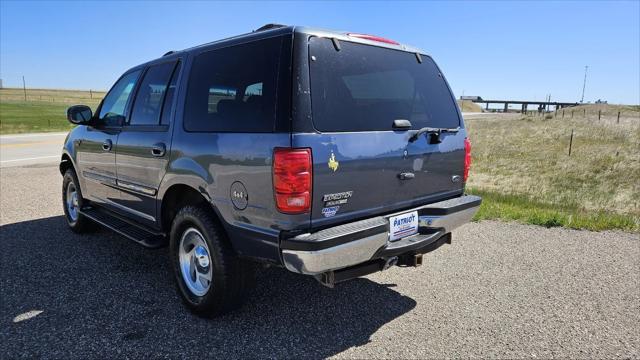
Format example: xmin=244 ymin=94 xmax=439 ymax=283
xmin=0 ymin=132 xmax=67 ymax=168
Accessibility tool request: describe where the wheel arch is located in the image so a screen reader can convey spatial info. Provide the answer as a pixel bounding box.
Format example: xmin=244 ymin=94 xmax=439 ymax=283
xmin=59 ymin=152 xmax=75 ymax=175
xmin=160 ymin=183 xmax=221 ymax=233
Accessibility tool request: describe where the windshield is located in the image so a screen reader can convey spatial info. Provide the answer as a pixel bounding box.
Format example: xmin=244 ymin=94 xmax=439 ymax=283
xmin=309 ymin=37 xmax=460 ymax=132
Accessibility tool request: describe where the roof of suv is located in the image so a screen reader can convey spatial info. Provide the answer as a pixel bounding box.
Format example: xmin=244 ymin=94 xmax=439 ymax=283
xmin=141 ymin=25 xmax=426 ymax=68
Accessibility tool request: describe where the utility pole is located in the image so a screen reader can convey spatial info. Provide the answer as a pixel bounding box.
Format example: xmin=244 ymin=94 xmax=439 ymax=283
xmin=22 ymin=76 xmax=27 ymax=101
xmin=580 ymin=65 xmax=588 ymax=103
xmin=545 ymin=94 xmax=551 ymax=111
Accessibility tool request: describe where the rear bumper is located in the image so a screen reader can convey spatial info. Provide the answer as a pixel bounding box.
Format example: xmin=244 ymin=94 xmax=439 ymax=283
xmin=281 ymin=195 xmax=481 ymax=275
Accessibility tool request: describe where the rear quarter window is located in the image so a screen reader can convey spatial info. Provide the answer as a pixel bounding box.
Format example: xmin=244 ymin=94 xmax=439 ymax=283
xmin=183 ymin=36 xmax=287 ymax=132
xmin=309 ymin=37 xmax=460 ymax=132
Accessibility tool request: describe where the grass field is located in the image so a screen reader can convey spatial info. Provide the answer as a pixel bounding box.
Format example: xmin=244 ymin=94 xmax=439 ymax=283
xmin=457 ymin=99 xmax=483 ymax=112
xmin=465 ymin=105 xmax=640 ymax=232
xmin=0 ymin=88 xmax=104 ymax=134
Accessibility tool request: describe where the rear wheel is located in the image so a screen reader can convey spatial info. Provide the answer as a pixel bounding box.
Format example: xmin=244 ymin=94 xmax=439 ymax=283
xmin=62 ymin=168 xmax=94 ymax=233
xmin=170 ymin=205 xmax=253 ymax=317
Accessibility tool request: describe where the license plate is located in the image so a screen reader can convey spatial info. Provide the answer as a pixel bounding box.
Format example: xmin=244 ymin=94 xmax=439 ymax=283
xmin=389 ymin=211 xmax=419 ymax=241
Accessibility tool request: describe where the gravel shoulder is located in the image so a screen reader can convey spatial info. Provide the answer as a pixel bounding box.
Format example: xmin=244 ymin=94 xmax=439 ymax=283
xmin=1 ymin=164 xmax=638 ymax=358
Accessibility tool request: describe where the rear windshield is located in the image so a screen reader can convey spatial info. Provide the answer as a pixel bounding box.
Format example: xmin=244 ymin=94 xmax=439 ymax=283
xmin=309 ymin=37 xmax=460 ymax=132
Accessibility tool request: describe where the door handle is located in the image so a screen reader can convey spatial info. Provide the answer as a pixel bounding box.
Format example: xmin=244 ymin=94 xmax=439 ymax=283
xmin=102 ymin=139 xmax=112 ymax=151
xmin=151 ymin=143 xmax=166 ymax=157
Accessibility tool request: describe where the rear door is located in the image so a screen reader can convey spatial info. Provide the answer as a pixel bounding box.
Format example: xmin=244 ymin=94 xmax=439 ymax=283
xmin=294 ymin=37 xmax=466 ymax=226
xmin=113 ymin=60 xmax=181 ymax=226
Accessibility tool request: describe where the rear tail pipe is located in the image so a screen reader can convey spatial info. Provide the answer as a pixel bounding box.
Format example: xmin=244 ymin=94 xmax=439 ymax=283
xmin=382 ymin=256 xmax=399 ymax=270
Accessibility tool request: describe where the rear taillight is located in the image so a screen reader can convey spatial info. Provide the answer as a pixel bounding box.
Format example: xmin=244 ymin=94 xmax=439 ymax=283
xmin=347 ymin=33 xmax=400 ymax=45
xmin=273 ymin=148 xmax=312 ymax=214
xmin=463 ymin=138 xmax=471 ymax=182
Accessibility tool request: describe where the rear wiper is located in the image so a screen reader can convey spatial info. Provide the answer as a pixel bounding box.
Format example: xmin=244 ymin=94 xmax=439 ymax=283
xmin=409 ymin=126 xmax=460 ymax=143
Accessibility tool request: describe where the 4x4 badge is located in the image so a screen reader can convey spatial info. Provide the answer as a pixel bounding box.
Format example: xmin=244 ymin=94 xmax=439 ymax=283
xmin=328 ymin=150 xmax=339 ymax=172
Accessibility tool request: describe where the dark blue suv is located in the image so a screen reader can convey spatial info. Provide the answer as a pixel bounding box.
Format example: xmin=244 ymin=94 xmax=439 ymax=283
xmin=61 ymin=24 xmax=481 ymax=317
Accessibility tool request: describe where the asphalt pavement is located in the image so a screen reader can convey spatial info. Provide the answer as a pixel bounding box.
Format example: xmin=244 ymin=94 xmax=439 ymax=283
xmin=0 ymin=132 xmax=67 ymax=168
xmin=1 ymin=163 xmax=639 ymax=358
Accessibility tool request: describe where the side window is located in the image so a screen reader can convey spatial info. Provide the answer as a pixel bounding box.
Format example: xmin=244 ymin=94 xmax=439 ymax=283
xmin=183 ymin=36 xmax=283 ymax=132
xmin=129 ymin=62 xmax=177 ymax=126
xmin=99 ymin=70 xmax=141 ymax=125
xmin=160 ymin=62 xmax=181 ymax=125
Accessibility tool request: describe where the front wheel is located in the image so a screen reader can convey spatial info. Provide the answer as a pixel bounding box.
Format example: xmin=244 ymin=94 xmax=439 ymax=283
xmin=62 ymin=168 xmax=94 ymax=233
xmin=170 ymin=205 xmax=253 ymax=317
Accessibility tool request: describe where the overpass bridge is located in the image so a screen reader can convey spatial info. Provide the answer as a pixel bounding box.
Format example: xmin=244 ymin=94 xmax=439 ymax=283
xmin=461 ymin=96 xmax=580 ymax=113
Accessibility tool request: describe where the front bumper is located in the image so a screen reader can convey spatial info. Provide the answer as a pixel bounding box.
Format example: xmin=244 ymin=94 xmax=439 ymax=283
xmin=281 ymin=195 xmax=482 ymax=275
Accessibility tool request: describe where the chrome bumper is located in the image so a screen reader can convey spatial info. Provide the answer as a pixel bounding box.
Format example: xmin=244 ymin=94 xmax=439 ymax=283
xmin=281 ymin=195 xmax=481 ymax=275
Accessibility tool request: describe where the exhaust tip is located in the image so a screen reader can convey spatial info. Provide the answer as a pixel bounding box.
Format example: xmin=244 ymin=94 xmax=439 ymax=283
xmin=383 ymin=256 xmax=399 ymax=270
xmin=314 ymin=271 xmax=335 ymax=288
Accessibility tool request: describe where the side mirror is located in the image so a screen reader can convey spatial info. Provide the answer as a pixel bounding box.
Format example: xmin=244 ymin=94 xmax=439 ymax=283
xmin=66 ymin=105 xmax=93 ymax=125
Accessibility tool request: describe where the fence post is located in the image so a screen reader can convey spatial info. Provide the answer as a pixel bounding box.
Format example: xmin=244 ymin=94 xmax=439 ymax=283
xmin=598 ymin=110 xmax=601 ymax=120
xmin=568 ymin=129 xmax=574 ymax=156
xmin=90 ymin=89 xmax=92 ymax=99
xmin=583 ymin=109 xmax=586 ymax=117
xmin=562 ymin=109 xmax=565 ymax=118
xmin=617 ymin=111 xmax=620 ymax=124
xmin=22 ymin=76 xmax=27 ymax=101
xmin=571 ymin=110 xmax=574 ymax=118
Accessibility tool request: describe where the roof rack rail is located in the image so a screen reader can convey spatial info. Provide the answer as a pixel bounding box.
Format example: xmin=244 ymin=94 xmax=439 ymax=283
xmin=163 ymin=51 xmax=175 ymax=57
xmin=254 ymin=23 xmax=287 ymax=32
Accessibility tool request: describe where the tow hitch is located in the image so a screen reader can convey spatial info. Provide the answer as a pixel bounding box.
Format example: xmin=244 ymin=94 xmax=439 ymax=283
xmin=314 ymin=233 xmax=452 ymax=288
xmin=315 ymin=256 xmax=398 ymax=288
xmin=397 ymin=253 xmax=423 ymax=267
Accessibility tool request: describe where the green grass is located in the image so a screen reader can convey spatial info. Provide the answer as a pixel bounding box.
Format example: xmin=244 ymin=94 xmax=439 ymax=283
xmin=466 ymin=106 xmax=640 ymax=232
xmin=468 ymin=188 xmax=639 ymax=232
xmin=0 ymin=101 xmax=76 ymax=134
xmin=0 ymin=88 xmax=103 ymax=134
xmin=466 ymin=109 xmax=640 ymax=214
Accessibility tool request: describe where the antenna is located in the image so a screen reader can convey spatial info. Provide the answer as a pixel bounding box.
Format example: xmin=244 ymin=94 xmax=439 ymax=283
xmin=580 ymin=65 xmax=588 ymax=103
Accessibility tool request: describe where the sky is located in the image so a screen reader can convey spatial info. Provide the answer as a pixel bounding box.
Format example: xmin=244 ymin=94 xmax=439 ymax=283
xmin=1 ymin=1 xmax=639 ymax=104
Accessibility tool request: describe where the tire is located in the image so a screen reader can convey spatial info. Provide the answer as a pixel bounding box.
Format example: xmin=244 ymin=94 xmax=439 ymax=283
xmin=169 ymin=205 xmax=254 ymax=317
xmin=62 ymin=168 xmax=94 ymax=233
